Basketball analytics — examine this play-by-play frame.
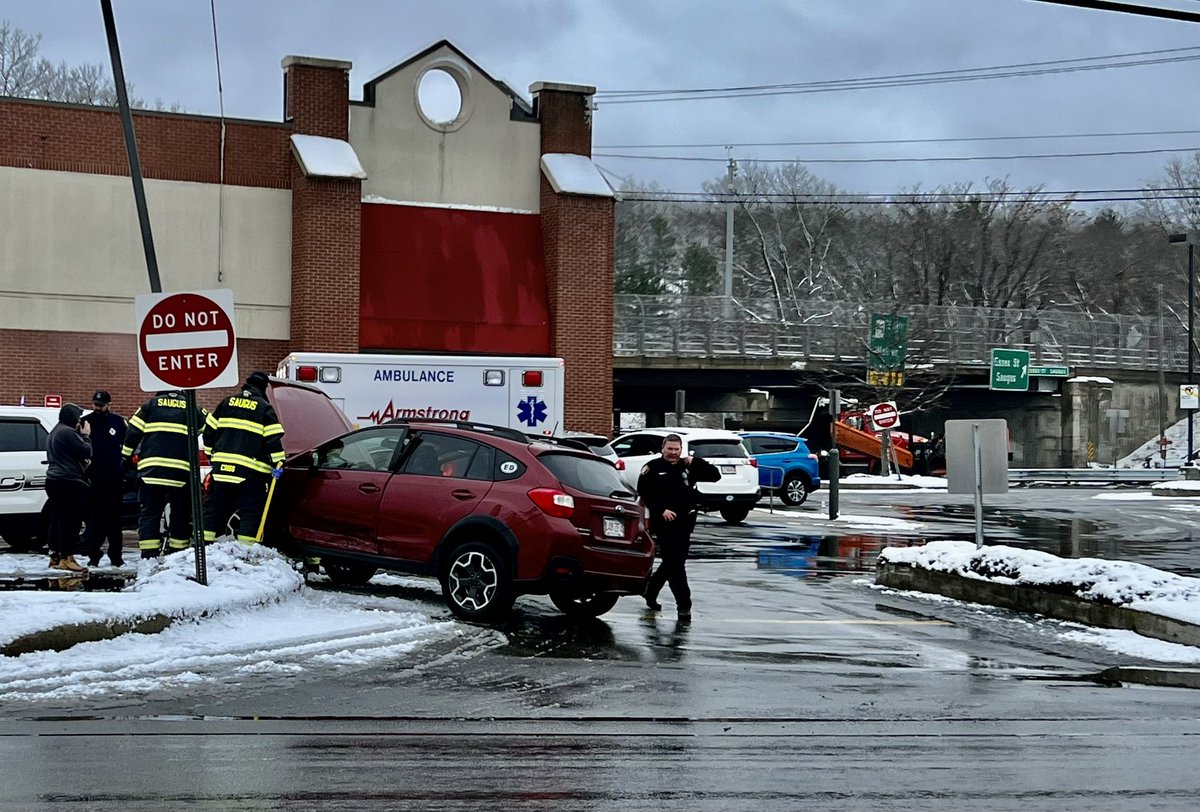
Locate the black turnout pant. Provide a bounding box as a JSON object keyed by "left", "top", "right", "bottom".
{"left": 645, "top": 512, "right": 697, "bottom": 611}
{"left": 203, "top": 476, "right": 269, "bottom": 543}
{"left": 45, "top": 479, "right": 89, "bottom": 559}
{"left": 84, "top": 477, "right": 124, "bottom": 560}
{"left": 138, "top": 483, "right": 193, "bottom": 554}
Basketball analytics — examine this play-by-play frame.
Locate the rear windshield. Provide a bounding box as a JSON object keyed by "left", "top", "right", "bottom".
{"left": 539, "top": 452, "right": 635, "bottom": 499}
{"left": 689, "top": 440, "right": 748, "bottom": 459}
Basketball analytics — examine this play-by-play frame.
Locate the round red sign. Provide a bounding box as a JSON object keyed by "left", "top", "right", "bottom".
{"left": 138, "top": 293, "right": 235, "bottom": 389}
{"left": 871, "top": 402, "right": 899, "bottom": 429}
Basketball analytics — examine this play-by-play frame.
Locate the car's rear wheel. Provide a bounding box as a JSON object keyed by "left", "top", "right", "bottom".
{"left": 780, "top": 473, "right": 810, "bottom": 506}
{"left": 441, "top": 541, "right": 514, "bottom": 623}
{"left": 0, "top": 530, "right": 43, "bottom": 553}
{"left": 719, "top": 505, "right": 750, "bottom": 524}
{"left": 322, "top": 560, "right": 377, "bottom": 586}
{"left": 549, "top": 591, "right": 620, "bottom": 618}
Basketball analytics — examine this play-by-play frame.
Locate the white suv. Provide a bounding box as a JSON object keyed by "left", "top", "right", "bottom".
{"left": 0, "top": 406, "right": 59, "bottom": 552}
{"left": 610, "top": 428, "right": 760, "bottom": 524}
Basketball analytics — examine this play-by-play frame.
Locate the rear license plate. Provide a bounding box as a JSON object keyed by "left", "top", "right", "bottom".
{"left": 720, "top": 464, "right": 736, "bottom": 474}
{"left": 603, "top": 516, "right": 624, "bottom": 538}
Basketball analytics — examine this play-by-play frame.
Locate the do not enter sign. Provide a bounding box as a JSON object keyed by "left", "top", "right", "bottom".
{"left": 870, "top": 401, "right": 900, "bottom": 431}
{"left": 136, "top": 289, "right": 239, "bottom": 391}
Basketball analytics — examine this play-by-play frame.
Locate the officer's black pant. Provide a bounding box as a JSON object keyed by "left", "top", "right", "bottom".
{"left": 45, "top": 479, "right": 88, "bottom": 559}
{"left": 645, "top": 513, "right": 697, "bottom": 611}
{"left": 138, "top": 483, "right": 192, "bottom": 555}
{"left": 203, "top": 476, "right": 269, "bottom": 544}
{"left": 83, "top": 477, "right": 124, "bottom": 561}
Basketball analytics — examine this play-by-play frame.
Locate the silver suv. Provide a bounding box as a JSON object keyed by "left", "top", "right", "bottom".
{"left": 0, "top": 406, "right": 59, "bottom": 552}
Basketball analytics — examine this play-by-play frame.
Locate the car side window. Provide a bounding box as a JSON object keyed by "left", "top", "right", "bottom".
{"left": 744, "top": 437, "right": 763, "bottom": 455}
{"left": 318, "top": 428, "right": 402, "bottom": 473}
{"left": 610, "top": 436, "right": 638, "bottom": 457}
{"left": 761, "top": 439, "right": 799, "bottom": 454}
{"left": 494, "top": 450, "right": 526, "bottom": 481}
{"left": 402, "top": 433, "right": 483, "bottom": 479}
{"left": 0, "top": 418, "right": 48, "bottom": 453}
{"left": 632, "top": 435, "right": 662, "bottom": 456}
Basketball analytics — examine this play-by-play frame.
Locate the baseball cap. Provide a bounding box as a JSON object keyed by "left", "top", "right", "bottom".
{"left": 91, "top": 390, "right": 112, "bottom": 404}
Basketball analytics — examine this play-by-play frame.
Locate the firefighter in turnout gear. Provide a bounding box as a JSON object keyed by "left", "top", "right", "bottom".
{"left": 202, "top": 371, "right": 285, "bottom": 545}
{"left": 121, "top": 390, "right": 207, "bottom": 558}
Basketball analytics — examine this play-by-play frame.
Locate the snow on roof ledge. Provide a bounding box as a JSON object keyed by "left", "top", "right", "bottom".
{"left": 540, "top": 153, "right": 614, "bottom": 198}
{"left": 290, "top": 134, "right": 367, "bottom": 180}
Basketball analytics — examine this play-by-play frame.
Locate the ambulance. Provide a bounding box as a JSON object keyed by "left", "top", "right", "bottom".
{"left": 275, "top": 353, "right": 565, "bottom": 436}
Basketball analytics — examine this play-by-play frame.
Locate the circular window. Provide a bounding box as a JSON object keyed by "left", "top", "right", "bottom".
{"left": 417, "top": 68, "right": 463, "bottom": 126}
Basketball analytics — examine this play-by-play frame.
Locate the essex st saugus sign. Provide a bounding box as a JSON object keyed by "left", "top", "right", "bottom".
{"left": 135, "top": 289, "right": 239, "bottom": 392}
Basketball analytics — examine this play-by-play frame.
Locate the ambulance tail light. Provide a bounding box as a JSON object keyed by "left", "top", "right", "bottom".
{"left": 484, "top": 370, "right": 504, "bottom": 386}
{"left": 522, "top": 370, "right": 543, "bottom": 387}
{"left": 297, "top": 365, "right": 318, "bottom": 382}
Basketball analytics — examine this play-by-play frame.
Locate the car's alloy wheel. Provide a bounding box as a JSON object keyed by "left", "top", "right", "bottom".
{"left": 781, "top": 474, "right": 809, "bottom": 506}
{"left": 549, "top": 590, "right": 620, "bottom": 618}
{"left": 322, "top": 560, "right": 377, "bottom": 586}
{"left": 442, "top": 541, "right": 514, "bottom": 622}
{"left": 719, "top": 505, "right": 750, "bottom": 524}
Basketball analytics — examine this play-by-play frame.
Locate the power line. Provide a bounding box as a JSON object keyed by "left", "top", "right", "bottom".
{"left": 1028, "top": 0, "right": 1200, "bottom": 23}
{"left": 595, "top": 128, "right": 1200, "bottom": 150}
{"left": 595, "top": 47, "right": 1200, "bottom": 104}
{"left": 620, "top": 192, "right": 1198, "bottom": 206}
{"left": 623, "top": 186, "right": 1199, "bottom": 200}
{"left": 594, "top": 146, "right": 1200, "bottom": 165}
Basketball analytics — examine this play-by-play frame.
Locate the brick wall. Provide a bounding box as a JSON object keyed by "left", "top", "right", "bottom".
{"left": 283, "top": 60, "right": 350, "bottom": 140}
{"left": 0, "top": 328, "right": 290, "bottom": 414}
{"left": 0, "top": 96, "right": 290, "bottom": 188}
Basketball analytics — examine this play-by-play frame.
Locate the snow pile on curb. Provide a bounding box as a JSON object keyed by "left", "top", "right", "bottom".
{"left": 0, "top": 543, "right": 303, "bottom": 649}
{"left": 1151, "top": 479, "right": 1200, "bottom": 494}
{"left": 879, "top": 541, "right": 1200, "bottom": 626}
{"left": 842, "top": 473, "right": 947, "bottom": 489}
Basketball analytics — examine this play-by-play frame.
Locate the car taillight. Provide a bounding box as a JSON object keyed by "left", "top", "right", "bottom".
{"left": 528, "top": 487, "right": 575, "bottom": 518}
{"left": 748, "top": 458, "right": 758, "bottom": 468}
{"left": 614, "top": 459, "right": 625, "bottom": 471}
{"left": 808, "top": 453, "right": 819, "bottom": 461}
{"left": 297, "top": 365, "right": 318, "bottom": 382}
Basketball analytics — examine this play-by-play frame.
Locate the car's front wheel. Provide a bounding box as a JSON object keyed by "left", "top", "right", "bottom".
{"left": 780, "top": 473, "right": 810, "bottom": 506}
{"left": 549, "top": 590, "right": 620, "bottom": 618}
{"left": 719, "top": 505, "right": 750, "bottom": 524}
{"left": 441, "top": 541, "right": 514, "bottom": 622}
{"left": 322, "top": 560, "right": 377, "bottom": 586}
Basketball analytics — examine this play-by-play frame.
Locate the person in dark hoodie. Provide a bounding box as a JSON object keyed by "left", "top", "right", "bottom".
{"left": 45, "top": 403, "right": 92, "bottom": 572}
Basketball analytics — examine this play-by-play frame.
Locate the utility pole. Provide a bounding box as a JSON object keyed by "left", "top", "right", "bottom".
{"left": 723, "top": 152, "right": 737, "bottom": 319}
{"left": 1158, "top": 283, "right": 1167, "bottom": 464}
{"left": 1190, "top": 241, "right": 1195, "bottom": 465}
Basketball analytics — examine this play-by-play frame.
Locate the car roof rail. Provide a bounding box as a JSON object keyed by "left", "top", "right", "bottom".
{"left": 384, "top": 418, "right": 531, "bottom": 443}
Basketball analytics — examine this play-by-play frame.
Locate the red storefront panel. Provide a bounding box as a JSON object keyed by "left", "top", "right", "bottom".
{"left": 359, "top": 202, "right": 550, "bottom": 354}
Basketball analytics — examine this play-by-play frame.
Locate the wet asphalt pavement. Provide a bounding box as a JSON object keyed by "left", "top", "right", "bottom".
{"left": 2, "top": 487, "right": 1200, "bottom": 810}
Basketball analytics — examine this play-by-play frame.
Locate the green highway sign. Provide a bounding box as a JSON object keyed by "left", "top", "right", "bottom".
{"left": 990, "top": 348, "right": 1030, "bottom": 391}
{"left": 867, "top": 313, "right": 909, "bottom": 387}
{"left": 1028, "top": 364, "right": 1070, "bottom": 377}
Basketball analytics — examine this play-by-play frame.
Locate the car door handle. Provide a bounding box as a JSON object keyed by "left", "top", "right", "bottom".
{"left": 451, "top": 489, "right": 475, "bottom": 501}
{"left": 358, "top": 483, "right": 380, "bottom": 494}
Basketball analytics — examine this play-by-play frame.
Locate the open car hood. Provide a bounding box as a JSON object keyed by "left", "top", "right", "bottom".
{"left": 265, "top": 377, "right": 354, "bottom": 457}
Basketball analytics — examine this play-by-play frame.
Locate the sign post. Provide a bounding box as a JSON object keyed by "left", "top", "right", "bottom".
{"left": 136, "top": 289, "right": 239, "bottom": 585}
{"left": 867, "top": 314, "right": 909, "bottom": 387}
{"left": 945, "top": 419, "right": 1009, "bottom": 549}
{"left": 990, "top": 348, "right": 1030, "bottom": 391}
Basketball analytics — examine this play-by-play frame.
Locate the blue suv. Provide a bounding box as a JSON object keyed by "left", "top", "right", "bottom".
{"left": 739, "top": 432, "right": 821, "bottom": 506}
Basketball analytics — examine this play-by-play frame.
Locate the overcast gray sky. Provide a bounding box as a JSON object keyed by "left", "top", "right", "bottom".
{"left": 4, "top": 0, "right": 1200, "bottom": 198}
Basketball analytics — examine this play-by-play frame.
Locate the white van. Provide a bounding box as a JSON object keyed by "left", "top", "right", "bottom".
{"left": 276, "top": 353, "right": 565, "bottom": 436}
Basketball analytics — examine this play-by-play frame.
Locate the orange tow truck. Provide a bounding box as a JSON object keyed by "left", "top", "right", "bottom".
{"left": 833, "top": 410, "right": 925, "bottom": 473}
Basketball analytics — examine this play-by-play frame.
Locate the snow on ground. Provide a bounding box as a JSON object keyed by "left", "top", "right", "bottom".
{"left": 842, "top": 473, "right": 948, "bottom": 489}
{"left": 880, "top": 540, "right": 1200, "bottom": 626}
{"left": 1118, "top": 414, "right": 1198, "bottom": 468}
{"left": 755, "top": 507, "right": 927, "bottom": 533}
{"left": 1059, "top": 627, "right": 1200, "bottom": 663}
{"left": 0, "top": 589, "right": 496, "bottom": 705}
{"left": 0, "top": 543, "right": 302, "bottom": 649}
{"left": 1151, "top": 479, "right": 1200, "bottom": 494}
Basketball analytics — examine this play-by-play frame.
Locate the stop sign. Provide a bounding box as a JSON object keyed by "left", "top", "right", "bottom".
{"left": 135, "top": 289, "right": 239, "bottom": 391}
{"left": 870, "top": 401, "right": 900, "bottom": 430}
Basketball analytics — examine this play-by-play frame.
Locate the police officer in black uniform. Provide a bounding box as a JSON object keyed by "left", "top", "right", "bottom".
{"left": 82, "top": 390, "right": 127, "bottom": 566}
{"left": 122, "top": 390, "right": 206, "bottom": 558}
{"left": 202, "top": 371, "right": 285, "bottom": 545}
{"left": 636, "top": 433, "right": 721, "bottom": 618}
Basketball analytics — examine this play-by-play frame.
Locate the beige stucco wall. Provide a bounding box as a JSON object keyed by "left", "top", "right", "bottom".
{"left": 0, "top": 167, "right": 291, "bottom": 339}
{"left": 350, "top": 45, "right": 541, "bottom": 212}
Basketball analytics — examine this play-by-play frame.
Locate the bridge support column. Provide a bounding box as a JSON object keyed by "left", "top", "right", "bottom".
{"left": 1061, "top": 377, "right": 1113, "bottom": 467}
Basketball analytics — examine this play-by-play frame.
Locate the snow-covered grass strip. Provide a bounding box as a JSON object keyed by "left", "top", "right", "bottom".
{"left": 0, "top": 542, "right": 303, "bottom": 649}
{"left": 879, "top": 540, "right": 1200, "bottom": 626}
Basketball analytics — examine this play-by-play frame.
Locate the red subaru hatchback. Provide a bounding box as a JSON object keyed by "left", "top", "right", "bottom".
{"left": 277, "top": 420, "right": 654, "bottom": 621}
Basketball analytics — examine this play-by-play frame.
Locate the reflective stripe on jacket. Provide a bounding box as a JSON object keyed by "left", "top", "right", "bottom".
{"left": 203, "top": 390, "right": 285, "bottom": 484}
{"left": 121, "top": 392, "right": 205, "bottom": 487}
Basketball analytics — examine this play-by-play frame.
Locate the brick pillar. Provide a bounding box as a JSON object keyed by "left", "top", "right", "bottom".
{"left": 533, "top": 82, "right": 614, "bottom": 436}
{"left": 283, "top": 56, "right": 360, "bottom": 351}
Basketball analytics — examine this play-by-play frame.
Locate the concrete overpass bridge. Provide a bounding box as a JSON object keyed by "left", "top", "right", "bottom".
{"left": 611, "top": 296, "right": 1190, "bottom": 468}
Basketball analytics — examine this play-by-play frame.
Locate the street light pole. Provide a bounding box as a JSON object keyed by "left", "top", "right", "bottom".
{"left": 1170, "top": 233, "right": 1194, "bottom": 465}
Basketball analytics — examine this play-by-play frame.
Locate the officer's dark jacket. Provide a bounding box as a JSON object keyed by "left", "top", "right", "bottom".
{"left": 122, "top": 392, "right": 205, "bottom": 488}
{"left": 636, "top": 455, "right": 721, "bottom": 518}
{"left": 203, "top": 389, "right": 285, "bottom": 484}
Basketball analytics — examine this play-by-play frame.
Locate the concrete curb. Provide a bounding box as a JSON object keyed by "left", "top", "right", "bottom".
{"left": 1098, "top": 667, "right": 1200, "bottom": 689}
{"left": 837, "top": 482, "right": 921, "bottom": 490}
{"left": 876, "top": 561, "right": 1200, "bottom": 649}
{"left": 1, "top": 614, "right": 174, "bottom": 657}
{"left": 1150, "top": 487, "right": 1200, "bottom": 498}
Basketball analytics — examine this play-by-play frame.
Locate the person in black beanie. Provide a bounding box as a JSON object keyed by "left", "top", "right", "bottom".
{"left": 45, "top": 403, "right": 92, "bottom": 572}
{"left": 82, "top": 390, "right": 127, "bottom": 566}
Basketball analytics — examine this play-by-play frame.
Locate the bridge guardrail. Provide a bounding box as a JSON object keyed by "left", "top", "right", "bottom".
{"left": 1008, "top": 468, "right": 1179, "bottom": 484}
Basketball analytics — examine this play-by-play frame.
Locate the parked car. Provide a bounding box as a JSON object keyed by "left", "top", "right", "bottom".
{"left": 607, "top": 428, "right": 760, "bottom": 524}
{"left": 739, "top": 431, "right": 822, "bottom": 506}
{"left": 272, "top": 418, "right": 654, "bottom": 622}
{"left": 0, "top": 405, "right": 58, "bottom": 552}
